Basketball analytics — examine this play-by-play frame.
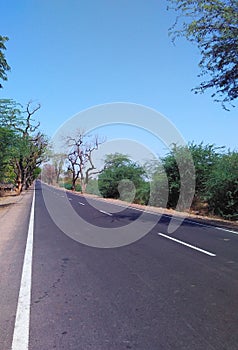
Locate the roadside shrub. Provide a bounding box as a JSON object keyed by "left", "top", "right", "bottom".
{"left": 149, "top": 171, "right": 168, "bottom": 208}
{"left": 60, "top": 182, "right": 82, "bottom": 192}
{"left": 86, "top": 179, "right": 101, "bottom": 196}
{"left": 161, "top": 143, "right": 221, "bottom": 211}
{"left": 161, "top": 145, "right": 196, "bottom": 210}
{"left": 135, "top": 181, "right": 150, "bottom": 205}
{"left": 98, "top": 153, "right": 148, "bottom": 204}
{"left": 206, "top": 151, "right": 238, "bottom": 220}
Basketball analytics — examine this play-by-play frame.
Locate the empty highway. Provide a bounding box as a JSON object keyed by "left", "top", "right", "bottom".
{"left": 1, "top": 181, "right": 238, "bottom": 350}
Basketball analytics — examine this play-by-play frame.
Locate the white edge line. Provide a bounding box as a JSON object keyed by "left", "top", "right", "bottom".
{"left": 101, "top": 202, "right": 238, "bottom": 235}
{"left": 85, "top": 198, "right": 237, "bottom": 234}
{"left": 99, "top": 210, "right": 113, "bottom": 216}
{"left": 182, "top": 218, "right": 238, "bottom": 234}
{"left": 11, "top": 186, "right": 35, "bottom": 350}
{"left": 214, "top": 227, "right": 238, "bottom": 235}
{"left": 158, "top": 233, "right": 216, "bottom": 257}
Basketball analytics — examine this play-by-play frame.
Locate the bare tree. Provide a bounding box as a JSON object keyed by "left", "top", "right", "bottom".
{"left": 65, "top": 130, "right": 104, "bottom": 192}
{"left": 51, "top": 153, "right": 66, "bottom": 184}
{"left": 41, "top": 164, "right": 56, "bottom": 185}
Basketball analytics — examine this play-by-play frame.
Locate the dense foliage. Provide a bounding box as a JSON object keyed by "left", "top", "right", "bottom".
{"left": 98, "top": 153, "right": 148, "bottom": 204}
{"left": 158, "top": 144, "right": 196, "bottom": 210}
{"left": 0, "top": 126, "right": 16, "bottom": 182}
{"left": 0, "top": 35, "right": 10, "bottom": 88}
{"left": 0, "top": 100, "right": 48, "bottom": 192}
{"left": 157, "top": 143, "right": 217, "bottom": 208}
{"left": 85, "top": 179, "right": 101, "bottom": 196}
{"left": 168, "top": 0, "right": 238, "bottom": 108}
{"left": 158, "top": 143, "right": 237, "bottom": 220}
{"left": 98, "top": 147, "right": 238, "bottom": 220}
{"left": 206, "top": 151, "right": 238, "bottom": 219}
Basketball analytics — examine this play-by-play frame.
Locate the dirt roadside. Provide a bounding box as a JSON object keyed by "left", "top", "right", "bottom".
{"left": 0, "top": 190, "right": 34, "bottom": 250}
{"left": 0, "top": 189, "right": 34, "bottom": 350}
{"left": 0, "top": 192, "right": 26, "bottom": 219}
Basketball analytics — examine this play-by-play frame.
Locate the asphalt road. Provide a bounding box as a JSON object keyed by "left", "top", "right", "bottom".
{"left": 1, "top": 181, "right": 238, "bottom": 350}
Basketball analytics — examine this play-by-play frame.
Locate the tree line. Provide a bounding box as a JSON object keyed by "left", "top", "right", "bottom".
{"left": 97, "top": 144, "right": 238, "bottom": 221}
{"left": 42, "top": 133, "right": 238, "bottom": 221}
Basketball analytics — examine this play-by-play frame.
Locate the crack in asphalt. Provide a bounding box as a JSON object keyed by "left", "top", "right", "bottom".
{"left": 33, "top": 258, "right": 70, "bottom": 304}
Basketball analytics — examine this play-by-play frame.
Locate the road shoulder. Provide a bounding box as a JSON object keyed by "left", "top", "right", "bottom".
{"left": 0, "top": 188, "right": 33, "bottom": 350}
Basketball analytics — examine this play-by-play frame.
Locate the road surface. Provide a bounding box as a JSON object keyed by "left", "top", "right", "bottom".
{"left": 0, "top": 181, "right": 238, "bottom": 350}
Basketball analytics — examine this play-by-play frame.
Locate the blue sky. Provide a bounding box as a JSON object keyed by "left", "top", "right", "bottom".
{"left": 1, "top": 0, "right": 237, "bottom": 158}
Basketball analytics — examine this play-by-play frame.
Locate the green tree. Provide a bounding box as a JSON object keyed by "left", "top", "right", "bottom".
{"left": 161, "top": 143, "right": 220, "bottom": 209}
{"left": 98, "top": 153, "right": 148, "bottom": 203}
{"left": 86, "top": 179, "right": 101, "bottom": 196}
{"left": 23, "top": 132, "right": 48, "bottom": 189}
{"left": 206, "top": 151, "right": 238, "bottom": 220}
{"left": 0, "top": 35, "right": 10, "bottom": 88}
{"left": 0, "top": 100, "right": 48, "bottom": 192}
{"left": 0, "top": 99, "right": 22, "bottom": 125}
{"left": 148, "top": 162, "right": 169, "bottom": 208}
{"left": 161, "top": 145, "right": 196, "bottom": 210}
{"left": 161, "top": 150, "right": 181, "bottom": 209}
{"left": 188, "top": 142, "right": 223, "bottom": 201}
{"left": 0, "top": 99, "right": 21, "bottom": 183}
{"left": 135, "top": 181, "right": 150, "bottom": 205}
{"left": 168, "top": 0, "right": 238, "bottom": 108}
{"left": 0, "top": 126, "right": 15, "bottom": 182}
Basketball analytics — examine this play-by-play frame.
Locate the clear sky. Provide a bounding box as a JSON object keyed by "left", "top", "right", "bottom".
{"left": 1, "top": 0, "right": 237, "bottom": 159}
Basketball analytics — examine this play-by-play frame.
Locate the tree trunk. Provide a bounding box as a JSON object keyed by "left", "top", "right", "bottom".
{"left": 71, "top": 177, "right": 76, "bottom": 191}
{"left": 81, "top": 180, "right": 86, "bottom": 193}
{"left": 80, "top": 171, "right": 86, "bottom": 193}
{"left": 15, "top": 160, "right": 24, "bottom": 194}
{"left": 56, "top": 172, "right": 60, "bottom": 184}
{"left": 16, "top": 176, "right": 23, "bottom": 194}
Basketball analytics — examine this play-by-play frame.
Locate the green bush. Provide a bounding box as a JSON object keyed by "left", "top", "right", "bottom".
{"left": 149, "top": 170, "right": 168, "bottom": 208}
{"left": 98, "top": 153, "right": 148, "bottom": 204}
{"left": 60, "top": 182, "right": 82, "bottom": 192}
{"left": 161, "top": 144, "right": 196, "bottom": 210}
{"left": 206, "top": 152, "right": 238, "bottom": 220}
{"left": 160, "top": 143, "right": 221, "bottom": 210}
{"left": 86, "top": 179, "right": 102, "bottom": 196}
{"left": 135, "top": 181, "right": 150, "bottom": 205}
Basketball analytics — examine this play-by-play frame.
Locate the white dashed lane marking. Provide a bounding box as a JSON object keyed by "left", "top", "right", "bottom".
{"left": 158, "top": 233, "right": 216, "bottom": 257}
